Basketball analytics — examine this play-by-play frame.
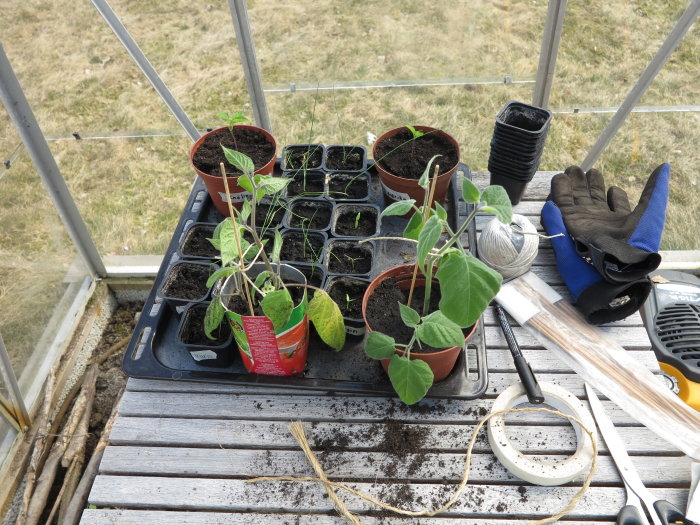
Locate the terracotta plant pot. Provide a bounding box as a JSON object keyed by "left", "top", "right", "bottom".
{"left": 361, "top": 264, "right": 477, "bottom": 382}
{"left": 372, "top": 125, "right": 460, "bottom": 208}
{"left": 190, "top": 125, "right": 277, "bottom": 216}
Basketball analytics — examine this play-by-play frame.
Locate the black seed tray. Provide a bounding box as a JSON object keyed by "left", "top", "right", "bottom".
{"left": 122, "top": 158, "right": 489, "bottom": 400}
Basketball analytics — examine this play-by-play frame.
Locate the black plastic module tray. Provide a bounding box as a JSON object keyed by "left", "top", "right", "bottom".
{"left": 122, "top": 159, "right": 489, "bottom": 400}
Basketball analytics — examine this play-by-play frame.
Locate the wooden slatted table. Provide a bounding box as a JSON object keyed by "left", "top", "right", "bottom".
{"left": 79, "top": 172, "right": 694, "bottom": 525}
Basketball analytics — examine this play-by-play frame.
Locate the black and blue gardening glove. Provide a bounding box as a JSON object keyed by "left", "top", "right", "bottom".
{"left": 550, "top": 164, "right": 669, "bottom": 283}
{"left": 541, "top": 200, "right": 651, "bottom": 325}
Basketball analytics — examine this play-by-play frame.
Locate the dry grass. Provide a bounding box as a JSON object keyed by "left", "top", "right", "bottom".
{"left": 0, "top": 1, "right": 698, "bottom": 369}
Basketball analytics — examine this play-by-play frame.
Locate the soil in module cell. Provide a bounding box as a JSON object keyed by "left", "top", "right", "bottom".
{"left": 161, "top": 262, "right": 213, "bottom": 300}
{"left": 192, "top": 127, "right": 275, "bottom": 176}
{"left": 280, "top": 231, "right": 325, "bottom": 264}
{"left": 328, "top": 173, "right": 369, "bottom": 200}
{"left": 286, "top": 171, "right": 326, "bottom": 198}
{"left": 255, "top": 200, "right": 287, "bottom": 229}
{"left": 181, "top": 224, "right": 217, "bottom": 258}
{"left": 374, "top": 128, "right": 459, "bottom": 180}
{"left": 283, "top": 145, "right": 323, "bottom": 170}
{"left": 327, "top": 243, "right": 372, "bottom": 275}
{"left": 327, "top": 277, "right": 368, "bottom": 319}
{"left": 325, "top": 146, "right": 365, "bottom": 171}
{"left": 293, "top": 264, "right": 326, "bottom": 299}
{"left": 333, "top": 206, "right": 378, "bottom": 237}
{"left": 288, "top": 200, "right": 332, "bottom": 230}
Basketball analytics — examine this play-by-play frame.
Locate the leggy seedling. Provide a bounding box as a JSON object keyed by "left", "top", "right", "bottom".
{"left": 364, "top": 156, "right": 512, "bottom": 404}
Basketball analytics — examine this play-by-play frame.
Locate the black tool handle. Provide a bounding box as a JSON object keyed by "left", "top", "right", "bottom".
{"left": 617, "top": 504, "right": 645, "bottom": 525}
{"left": 653, "top": 499, "right": 695, "bottom": 525}
{"left": 494, "top": 304, "right": 545, "bottom": 404}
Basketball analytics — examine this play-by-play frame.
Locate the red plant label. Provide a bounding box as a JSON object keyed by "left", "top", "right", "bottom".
{"left": 241, "top": 316, "right": 287, "bottom": 375}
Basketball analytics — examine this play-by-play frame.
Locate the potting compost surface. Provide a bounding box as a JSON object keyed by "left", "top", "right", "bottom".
{"left": 122, "top": 159, "right": 488, "bottom": 399}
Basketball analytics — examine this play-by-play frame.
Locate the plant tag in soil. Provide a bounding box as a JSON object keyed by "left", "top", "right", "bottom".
{"left": 380, "top": 180, "right": 411, "bottom": 202}
{"left": 190, "top": 350, "right": 218, "bottom": 362}
{"left": 218, "top": 191, "right": 252, "bottom": 203}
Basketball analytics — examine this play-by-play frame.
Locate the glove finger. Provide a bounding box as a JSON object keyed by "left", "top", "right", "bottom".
{"left": 551, "top": 171, "right": 575, "bottom": 208}
{"left": 564, "top": 165, "right": 592, "bottom": 205}
{"left": 585, "top": 168, "right": 607, "bottom": 204}
{"left": 628, "top": 163, "right": 670, "bottom": 253}
{"left": 607, "top": 186, "right": 631, "bottom": 214}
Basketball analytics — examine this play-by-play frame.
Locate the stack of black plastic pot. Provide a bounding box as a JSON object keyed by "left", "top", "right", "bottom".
{"left": 488, "top": 100, "right": 552, "bottom": 204}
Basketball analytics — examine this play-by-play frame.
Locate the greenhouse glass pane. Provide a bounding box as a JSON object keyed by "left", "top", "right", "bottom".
{"left": 249, "top": 1, "right": 546, "bottom": 91}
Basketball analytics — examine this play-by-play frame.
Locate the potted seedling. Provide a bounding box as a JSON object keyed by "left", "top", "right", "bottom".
{"left": 190, "top": 111, "right": 277, "bottom": 216}
{"left": 324, "top": 145, "right": 368, "bottom": 172}
{"left": 362, "top": 156, "right": 512, "bottom": 404}
{"left": 281, "top": 144, "right": 325, "bottom": 171}
{"left": 372, "top": 125, "right": 460, "bottom": 208}
{"left": 331, "top": 204, "right": 380, "bottom": 238}
{"left": 203, "top": 151, "right": 345, "bottom": 376}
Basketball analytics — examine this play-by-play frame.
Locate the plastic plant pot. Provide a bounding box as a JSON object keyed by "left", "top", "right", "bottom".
{"left": 284, "top": 199, "right": 334, "bottom": 232}
{"left": 177, "top": 222, "right": 218, "bottom": 261}
{"left": 284, "top": 170, "right": 326, "bottom": 199}
{"left": 331, "top": 204, "right": 380, "bottom": 239}
{"left": 326, "top": 240, "right": 375, "bottom": 277}
{"left": 327, "top": 172, "right": 371, "bottom": 202}
{"left": 159, "top": 260, "right": 218, "bottom": 315}
{"left": 255, "top": 197, "right": 288, "bottom": 232}
{"left": 281, "top": 144, "right": 325, "bottom": 171}
{"left": 495, "top": 101, "right": 552, "bottom": 136}
{"left": 177, "top": 302, "right": 233, "bottom": 367}
{"left": 323, "top": 145, "right": 368, "bottom": 173}
{"left": 280, "top": 230, "right": 327, "bottom": 265}
{"left": 189, "top": 125, "right": 277, "bottom": 216}
{"left": 325, "top": 276, "right": 370, "bottom": 337}
{"left": 488, "top": 171, "right": 530, "bottom": 205}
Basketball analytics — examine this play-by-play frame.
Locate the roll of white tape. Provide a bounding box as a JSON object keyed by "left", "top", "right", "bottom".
{"left": 488, "top": 381, "right": 596, "bottom": 486}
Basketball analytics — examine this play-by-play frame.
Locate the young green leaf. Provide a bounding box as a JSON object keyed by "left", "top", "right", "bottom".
{"left": 417, "top": 215, "right": 442, "bottom": 268}
{"left": 207, "top": 237, "right": 221, "bottom": 250}
{"left": 218, "top": 220, "right": 250, "bottom": 266}
{"left": 436, "top": 252, "right": 502, "bottom": 327}
{"left": 406, "top": 125, "right": 424, "bottom": 139}
{"left": 380, "top": 199, "right": 416, "bottom": 218}
{"left": 260, "top": 288, "right": 293, "bottom": 332}
{"left": 204, "top": 297, "right": 226, "bottom": 339}
{"left": 364, "top": 331, "right": 397, "bottom": 359}
{"left": 480, "top": 185, "right": 513, "bottom": 224}
{"left": 398, "top": 302, "right": 420, "bottom": 328}
{"left": 239, "top": 199, "right": 252, "bottom": 224}
{"left": 221, "top": 145, "right": 255, "bottom": 175}
{"left": 434, "top": 202, "right": 448, "bottom": 221}
{"left": 254, "top": 270, "right": 272, "bottom": 290}
{"left": 308, "top": 289, "right": 346, "bottom": 351}
{"left": 387, "top": 356, "right": 434, "bottom": 405}
{"left": 257, "top": 175, "right": 291, "bottom": 197}
{"left": 418, "top": 154, "right": 442, "bottom": 189}
{"left": 237, "top": 174, "right": 254, "bottom": 195}
{"left": 461, "top": 177, "right": 481, "bottom": 204}
{"left": 403, "top": 212, "right": 424, "bottom": 240}
{"left": 416, "top": 311, "right": 465, "bottom": 348}
{"left": 206, "top": 266, "right": 238, "bottom": 288}
{"left": 271, "top": 229, "right": 283, "bottom": 263}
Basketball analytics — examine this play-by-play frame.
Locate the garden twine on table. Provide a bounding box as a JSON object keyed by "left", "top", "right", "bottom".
{"left": 246, "top": 406, "right": 598, "bottom": 525}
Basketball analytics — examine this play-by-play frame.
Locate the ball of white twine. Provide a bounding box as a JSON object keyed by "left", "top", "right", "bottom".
{"left": 478, "top": 214, "right": 539, "bottom": 280}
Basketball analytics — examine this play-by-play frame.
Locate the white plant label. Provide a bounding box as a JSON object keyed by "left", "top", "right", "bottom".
{"left": 219, "top": 191, "right": 252, "bottom": 203}
{"left": 380, "top": 181, "right": 410, "bottom": 202}
{"left": 345, "top": 325, "right": 365, "bottom": 337}
{"left": 190, "top": 350, "right": 218, "bottom": 362}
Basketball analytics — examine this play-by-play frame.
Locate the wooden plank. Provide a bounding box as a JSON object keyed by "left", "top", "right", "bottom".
{"left": 116, "top": 391, "right": 649, "bottom": 425}
{"left": 471, "top": 171, "right": 557, "bottom": 199}
{"left": 80, "top": 509, "right": 617, "bottom": 525}
{"left": 87, "top": 475, "right": 689, "bottom": 517}
{"left": 99, "top": 446, "right": 692, "bottom": 486}
{"left": 109, "top": 418, "right": 677, "bottom": 455}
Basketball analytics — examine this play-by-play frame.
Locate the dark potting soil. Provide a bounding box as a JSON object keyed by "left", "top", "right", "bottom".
{"left": 286, "top": 171, "right": 325, "bottom": 197}
{"left": 242, "top": 229, "right": 274, "bottom": 255}
{"left": 280, "top": 232, "right": 325, "bottom": 263}
{"left": 288, "top": 201, "right": 332, "bottom": 230}
{"left": 327, "top": 277, "right": 368, "bottom": 319}
{"left": 327, "top": 243, "right": 372, "bottom": 274}
{"left": 284, "top": 145, "right": 323, "bottom": 170}
{"left": 325, "top": 146, "right": 365, "bottom": 171}
{"left": 181, "top": 304, "right": 231, "bottom": 345}
{"left": 374, "top": 128, "right": 459, "bottom": 180}
{"left": 181, "top": 224, "right": 217, "bottom": 258}
{"left": 161, "top": 263, "right": 212, "bottom": 300}
{"left": 365, "top": 277, "right": 470, "bottom": 353}
{"left": 192, "top": 127, "right": 275, "bottom": 177}
{"left": 328, "top": 173, "right": 369, "bottom": 200}
{"left": 334, "top": 206, "right": 377, "bottom": 237}
{"left": 255, "top": 201, "right": 287, "bottom": 228}
{"left": 294, "top": 265, "right": 325, "bottom": 298}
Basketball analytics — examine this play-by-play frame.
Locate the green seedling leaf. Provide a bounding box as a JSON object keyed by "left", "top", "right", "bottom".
{"left": 308, "top": 289, "right": 346, "bottom": 351}
{"left": 218, "top": 220, "right": 250, "bottom": 266}
{"left": 364, "top": 331, "right": 397, "bottom": 359}
{"left": 398, "top": 302, "right": 420, "bottom": 328}
{"left": 406, "top": 125, "right": 424, "bottom": 139}
{"left": 217, "top": 110, "right": 249, "bottom": 128}
{"left": 204, "top": 297, "right": 226, "bottom": 339}
{"left": 461, "top": 177, "right": 481, "bottom": 204}
{"left": 418, "top": 154, "right": 442, "bottom": 189}
{"left": 260, "top": 289, "right": 293, "bottom": 332}
{"left": 436, "top": 252, "right": 502, "bottom": 327}
{"left": 434, "top": 202, "right": 448, "bottom": 221}
{"left": 221, "top": 145, "right": 255, "bottom": 175}
{"left": 257, "top": 175, "right": 291, "bottom": 197}
{"left": 206, "top": 266, "right": 238, "bottom": 288}
{"left": 387, "top": 356, "right": 434, "bottom": 405}
{"left": 417, "top": 215, "right": 442, "bottom": 268}
{"left": 239, "top": 199, "right": 252, "bottom": 224}
{"left": 272, "top": 230, "right": 283, "bottom": 264}
{"left": 208, "top": 237, "right": 221, "bottom": 250}
{"left": 416, "top": 311, "right": 465, "bottom": 348}
{"left": 238, "top": 174, "right": 254, "bottom": 195}
{"left": 403, "top": 212, "right": 424, "bottom": 240}
{"left": 380, "top": 199, "right": 416, "bottom": 218}
{"left": 254, "top": 270, "right": 272, "bottom": 290}
{"left": 480, "top": 185, "right": 513, "bottom": 224}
